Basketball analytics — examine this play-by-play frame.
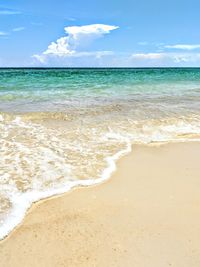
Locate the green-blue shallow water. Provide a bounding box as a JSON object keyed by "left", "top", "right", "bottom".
{"left": 0, "top": 68, "right": 200, "bottom": 115}
{"left": 0, "top": 68, "right": 200, "bottom": 240}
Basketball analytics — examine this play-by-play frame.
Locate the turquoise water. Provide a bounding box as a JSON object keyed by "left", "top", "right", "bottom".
{"left": 0, "top": 68, "right": 200, "bottom": 115}
{"left": 1, "top": 68, "right": 200, "bottom": 240}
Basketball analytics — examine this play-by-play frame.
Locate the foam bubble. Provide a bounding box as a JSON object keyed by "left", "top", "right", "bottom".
{"left": 0, "top": 113, "right": 200, "bottom": 240}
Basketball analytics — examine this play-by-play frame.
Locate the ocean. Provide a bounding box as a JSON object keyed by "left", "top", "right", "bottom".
{"left": 1, "top": 68, "right": 200, "bottom": 240}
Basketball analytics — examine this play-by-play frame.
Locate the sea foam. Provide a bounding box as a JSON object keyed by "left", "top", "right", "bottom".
{"left": 1, "top": 113, "right": 200, "bottom": 240}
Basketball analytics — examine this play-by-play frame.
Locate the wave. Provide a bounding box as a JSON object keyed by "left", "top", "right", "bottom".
{"left": 0, "top": 112, "right": 200, "bottom": 240}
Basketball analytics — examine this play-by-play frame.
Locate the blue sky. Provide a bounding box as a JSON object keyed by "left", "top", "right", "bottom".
{"left": 0, "top": 0, "right": 200, "bottom": 67}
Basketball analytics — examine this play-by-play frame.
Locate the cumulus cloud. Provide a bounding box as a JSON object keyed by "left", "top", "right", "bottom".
{"left": 165, "top": 44, "right": 200, "bottom": 50}
{"left": 33, "top": 24, "right": 118, "bottom": 64}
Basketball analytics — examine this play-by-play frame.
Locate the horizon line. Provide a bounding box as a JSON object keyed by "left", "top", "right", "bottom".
{"left": 0, "top": 67, "right": 200, "bottom": 69}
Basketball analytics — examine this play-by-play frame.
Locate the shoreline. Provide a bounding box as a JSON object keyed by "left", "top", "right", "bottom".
{"left": 0, "top": 139, "right": 199, "bottom": 243}
{"left": 0, "top": 137, "right": 131, "bottom": 242}
{"left": 0, "top": 140, "right": 196, "bottom": 243}
{"left": 1, "top": 142, "right": 200, "bottom": 266}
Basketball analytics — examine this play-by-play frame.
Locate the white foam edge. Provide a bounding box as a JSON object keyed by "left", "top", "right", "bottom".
{"left": 0, "top": 139, "right": 132, "bottom": 241}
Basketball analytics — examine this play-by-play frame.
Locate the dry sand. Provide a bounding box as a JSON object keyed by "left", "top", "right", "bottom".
{"left": 0, "top": 142, "right": 200, "bottom": 267}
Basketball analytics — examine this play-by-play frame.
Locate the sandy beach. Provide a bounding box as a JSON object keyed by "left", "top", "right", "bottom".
{"left": 0, "top": 142, "right": 200, "bottom": 267}
{"left": 1, "top": 1, "right": 200, "bottom": 266}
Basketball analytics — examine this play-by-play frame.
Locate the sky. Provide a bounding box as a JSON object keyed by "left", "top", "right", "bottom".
{"left": 0, "top": 0, "right": 200, "bottom": 67}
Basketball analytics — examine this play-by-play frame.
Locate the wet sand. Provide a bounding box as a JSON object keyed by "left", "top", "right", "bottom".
{"left": 1, "top": 142, "right": 200, "bottom": 267}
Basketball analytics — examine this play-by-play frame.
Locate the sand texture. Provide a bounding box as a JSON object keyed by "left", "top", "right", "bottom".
{"left": 0, "top": 142, "right": 200, "bottom": 267}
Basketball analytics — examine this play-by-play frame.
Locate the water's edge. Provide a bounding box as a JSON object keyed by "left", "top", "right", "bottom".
{"left": 0, "top": 139, "right": 132, "bottom": 241}
{"left": 1, "top": 140, "right": 200, "bottom": 243}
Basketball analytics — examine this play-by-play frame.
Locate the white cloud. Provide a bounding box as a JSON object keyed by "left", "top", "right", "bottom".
{"left": 33, "top": 50, "right": 114, "bottom": 64}
{"left": 138, "top": 42, "right": 148, "bottom": 46}
{"left": 132, "top": 53, "right": 166, "bottom": 60}
{"left": 129, "top": 52, "right": 200, "bottom": 67}
{"left": 33, "top": 24, "right": 119, "bottom": 63}
{"left": 165, "top": 44, "right": 200, "bottom": 50}
{"left": 0, "top": 31, "right": 8, "bottom": 36}
{"left": 131, "top": 52, "right": 196, "bottom": 63}
{"left": 66, "top": 17, "right": 76, "bottom": 22}
{"left": 12, "top": 27, "right": 25, "bottom": 32}
{"left": 0, "top": 9, "right": 21, "bottom": 15}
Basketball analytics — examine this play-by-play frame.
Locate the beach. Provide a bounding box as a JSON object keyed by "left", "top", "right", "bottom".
{"left": 1, "top": 142, "right": 200, "bottom": 267}
{"left": 1, "top": 0, "right": 200, "bottom": 264}
{"left": 1, "top": 68, "right": 200, "bottom": 266}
